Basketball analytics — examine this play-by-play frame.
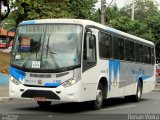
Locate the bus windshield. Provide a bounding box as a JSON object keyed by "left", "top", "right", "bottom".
{"left": 11, "top": 24, "right": 83, "bottom": 71}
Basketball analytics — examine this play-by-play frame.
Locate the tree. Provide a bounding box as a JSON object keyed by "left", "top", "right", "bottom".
{"left": 12, "top": 0, "right": 96, "bottom": 26}
{"left": 120, "top": 0, "right": 159, "bottom": 21}
{"left": 68, "top": 0, "right": 96, "bottom": 19}
{"left": 2, "top": 12, "right": 16, "bottom": 29}
{"left": 109, "top": 16, "right": 152, "bottom": 38}
{"left": 108, "top": 0, "right": 160, "bottom": 58}
{"left": 12, "top": 0, "right": 73, "bottom": 26}
{"left": 146, "top": 15, "right": 160, "bottom": 58}
{"left": 104, "top": 5, "right": 121, "bottom": 25}
{"left": 0, "top": 0, "right": 13, "bottom": 22}
{"left": 90, "top": 9, "right": 101, "bottom": 23}
{"left": 89, "top": 5, "right": 121, "bottom": 24}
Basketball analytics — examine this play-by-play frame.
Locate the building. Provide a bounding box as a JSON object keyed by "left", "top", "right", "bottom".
{"left": 0, "top": 29, "right": 15, "bottom": 49}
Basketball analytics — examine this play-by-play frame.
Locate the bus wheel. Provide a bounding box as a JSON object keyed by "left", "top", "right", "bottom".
{"left": 93, "top": 83, "right": 103, "bottom": 110}
{"left": 132, "top": 81, "right": 142, "bottom": 102}
{"left": 37, "top": 101, "right": 52, "bottom": 107}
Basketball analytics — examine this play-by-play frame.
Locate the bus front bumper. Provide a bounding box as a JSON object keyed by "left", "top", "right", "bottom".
{"left": 9, "top": 80, "right": 82, "bottom": 102}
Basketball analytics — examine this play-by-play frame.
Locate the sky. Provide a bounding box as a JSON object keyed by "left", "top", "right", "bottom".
{"left": 95, "top": 0, "right": 160, "bottom": 9}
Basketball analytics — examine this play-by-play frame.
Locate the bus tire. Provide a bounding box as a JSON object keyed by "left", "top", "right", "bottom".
{"left": 92, "top": 83, "right": 103, "bottom": 110}
{"left": 37, "top": 101, "right": 52, "bottom": 107}
{"left": 132, "top": 80, "right": 142, "bottom": 102}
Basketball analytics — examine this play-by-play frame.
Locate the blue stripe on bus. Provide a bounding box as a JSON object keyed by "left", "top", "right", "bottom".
{"left": 44, "top": 83, "right": 61, "bottom": 87}
{"left": 109, "top": 60, "right": 120, "bottom": 91}
{"left": 20, "top": 20, "right": 36, "bottom": 25}
{"left": 142, "top": 76, "right": 152, "bottom": 80}
{"left": 136, "top": 75, "right": 152, "bottom": 81}
{"left": 10, "top": 67, "right": 26, "bottom": 80}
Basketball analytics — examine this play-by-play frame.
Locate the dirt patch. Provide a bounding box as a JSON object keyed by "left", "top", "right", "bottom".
{"left": 0, "top": 52, "right": 11, "bottom": 74}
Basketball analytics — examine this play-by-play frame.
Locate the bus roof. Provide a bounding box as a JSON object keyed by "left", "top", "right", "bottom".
{"left": 20, "top": 19, "right": 154, "bottom": 46}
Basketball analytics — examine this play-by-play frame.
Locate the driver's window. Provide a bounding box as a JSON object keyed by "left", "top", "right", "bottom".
{"left": 86, "top": 33, "right": 96, "bottom": 62}
{"left": 83, "top": 29, "right": 96, "bottom": 72}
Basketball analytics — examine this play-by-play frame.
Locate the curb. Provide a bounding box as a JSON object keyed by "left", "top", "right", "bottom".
{"left": 0, "top": 97, "right": 15, "bottom": 102}
{"left": 152, "top": 89, "right": 160, "bottom": 92}
{"left": 0, "top": 97, "right": 29, "bottom": 103}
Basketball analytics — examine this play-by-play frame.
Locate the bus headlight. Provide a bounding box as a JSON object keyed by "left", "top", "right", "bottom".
{"left": 61, "top": 78, "right": 77, "bottom": 88}
{"left": 10, "top": 76, "right": 21, "bottom": 85}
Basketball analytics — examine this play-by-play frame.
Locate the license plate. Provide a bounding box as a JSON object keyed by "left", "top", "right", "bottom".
{"left": 34, "top": 97, "right": 46, "bottom": 102}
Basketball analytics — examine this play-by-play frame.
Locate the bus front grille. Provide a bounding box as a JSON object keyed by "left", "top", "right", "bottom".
{"left": 30, "top": 74, "right": 51, "bottom": 78}
{"left": 21, "top": 90, "right": 60, "bottom": 100}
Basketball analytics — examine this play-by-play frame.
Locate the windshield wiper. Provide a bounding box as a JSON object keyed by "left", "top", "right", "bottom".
{"left": 21, "top": 34, "right": 42, "bottom": 69}
{"left": 21, "top": 33, "right": 59, "bottom": 69}
{"left": 45, "top": 34, "right": 59, "bottom": 68}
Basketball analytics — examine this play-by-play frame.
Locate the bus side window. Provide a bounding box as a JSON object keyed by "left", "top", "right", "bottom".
{"left": 125, "top": 40, "right": 135, "bottom": 61}
{"left": 148, "top": 47, "right": 151, "bottom": 64}
{"left": 113, "top": 36, "right": 119, "bottom": 59}
{"left": 151, "top": 48, "right": 155, "bottom": 64}
{"left": 130, "top": 41, "right": 135, "bottom": 61}
{"left": 118, "top": 38, "right": 124, "bottom": 60}
{"left": 135, "top": 43, "right": 143, "bottom": 63}
{"left": 144, "top": 46, "right": 151, "bottom": 64}
{"left": 125, "top": 40, "right": 130, "bottom": 61}
{"left": 99, "top": 31, "right": 112, "bottom": 59}
{"left": 113, "top": 35, "right": 124, "bottom": 60}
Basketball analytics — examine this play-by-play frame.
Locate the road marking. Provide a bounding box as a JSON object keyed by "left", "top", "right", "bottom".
{"left": 101, "top": 105, "right": 136, "bottom": 111}
{"left": 154, "top": 102, "right": 158, "bottom": 104}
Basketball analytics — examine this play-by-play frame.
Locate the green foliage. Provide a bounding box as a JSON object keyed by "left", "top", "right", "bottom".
{"left": 105, "top": 5, "right": 121, "bottom": 24}
{"left": 120, "top": 0, "right": 159, "bottom": 21}
{"left": 146, "top": 15, "right": 160, "bottom": 56}
{"left": 12, "top": 0, "right": 96, "bottom": 26}
{"left": 146, "top": 15, "right": 160, "bottom": 43}
{"left": 90, "top": 5, "right": 121, "bottom": 24}
{"left": 2, "top": 12, "right": 16, "bottom": 29}
{"left": 68, "top": 0, "right": 96, "bottom": 19}
{"left": 12, "top": 0, "right": 74, "bottom": 25}
{"left": 109, "top": 16, "right": 154, "bottom": 41}
{"left": 90, "top": 10, "right": 101, "bottom": 23}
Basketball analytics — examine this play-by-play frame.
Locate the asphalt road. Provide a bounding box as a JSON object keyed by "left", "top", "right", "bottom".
{"left": 0, "top": 91, "right": 160, "bottom": 120}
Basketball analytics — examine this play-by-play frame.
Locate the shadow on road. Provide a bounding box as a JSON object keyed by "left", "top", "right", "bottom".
{"left": 16, "top": 97, "right": 149, "bottom": 113}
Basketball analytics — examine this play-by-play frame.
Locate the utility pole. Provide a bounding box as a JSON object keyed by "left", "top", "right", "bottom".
{"left": 131, "top": 0, "right": 135, "bottom": 21}
{"left": 101, "top": 0, "right": 105, "bottom": 25}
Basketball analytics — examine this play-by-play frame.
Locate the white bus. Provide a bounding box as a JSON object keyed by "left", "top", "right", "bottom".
{"left": 9, "top": 19, "right": 156, "bottom": 109}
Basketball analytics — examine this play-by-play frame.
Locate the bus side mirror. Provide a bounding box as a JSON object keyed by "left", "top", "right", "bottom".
{"left": 89, "top": 35, "right": 96, "bottom": 49}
